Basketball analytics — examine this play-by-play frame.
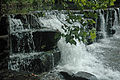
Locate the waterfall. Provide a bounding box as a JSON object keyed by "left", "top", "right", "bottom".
{"left": 8, "top": 13, "right": 60, "bottom": 73}
{"left": 114, "top": 9, "right": 118, "bottom": 26}
{"left": 99, "top": 10, "right": 107, "bottom": 39}
{"left": 113, "top": 9, "right": 119, "bottom": 29}
{"left": 8, "top": 9, "right": 120, "bottom": 80}
{"left": 36, "top": 10, "right": 120, "bottom": 80}
{"left": 113, "top": 8, "right": 120, "bottom": 37}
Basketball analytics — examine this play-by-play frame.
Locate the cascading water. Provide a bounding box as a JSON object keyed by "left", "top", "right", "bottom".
{"left": 113, "top": 8, "right": 120, "bottom": 36}
{"left": 8, "top": 8, "right": 120, "bottom": 80}
{"left": 114, "top": 9, "right": 118, "bottom": 26}
{"left": 99, "top": 10, "right": 107, "bottom": 39}
{"left": 39, "top": 10, "right": 120, "bottom": 80}
{"left": 8, "top": 13, "right": 61, "bottom": 73}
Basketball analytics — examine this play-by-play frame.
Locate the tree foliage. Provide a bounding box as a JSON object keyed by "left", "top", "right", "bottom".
{"left": 57, "top": 0, "right": 116, "bottom": 45}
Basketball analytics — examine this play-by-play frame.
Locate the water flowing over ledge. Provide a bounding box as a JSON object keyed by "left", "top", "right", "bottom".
{"left": 0, "top": 7, "right": 120, "bottom": 80}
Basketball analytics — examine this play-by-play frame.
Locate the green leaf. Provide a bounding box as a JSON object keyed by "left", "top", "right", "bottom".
{"left": 55, "top": 33, "right": 61, "bottom": 40}
{"left": 66, "top": 34, "right": 72, "bottom": 43}
{"left": 89, "top": 28, "right": 96, "bottom": 41}
{"left": 69, "top": 39, "right": 76, "bottom": 45}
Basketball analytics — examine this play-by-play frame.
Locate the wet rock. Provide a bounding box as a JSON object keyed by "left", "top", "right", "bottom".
{"left": 59, "top": 71, "right": 97, "bottom": 80}
{"left": 14, "top": 14, "right": 26, "bottom": 24}
{"left": 0, "top": 69, "right": 41, "bottom": 80}
{"left": 26, "top": 14, "right": 41, "bottom": 29}
{"left": 11, "top": 30, "right": 60, "bottom": 53}
{"left": 74, "top": 71, "right": 97, "bottom": 80}
{"left": 86, "top": 39, "right": 93, "bottom": 45}
{"left": 14, "top": 14, "right": 41, "bottom": 29}
{"left": 33, "top": 31, "right": 60, "bottom": 52}
{"left": 109, "top": 29, "right": 116, "bottom": 36}
{"left": 53, "top": 49, "right": 61, "bottom": 65}
{"left": 0, "top": 15, "right": 9, "bottom": 71}
{"left": 0, "top": 38, "right": 8, "bottom": 52}
{"left": 40, "top": 71, "right": 64, "bottom": 80}
{"left": 96, "top": 32, "right": 104, "bottom": 41}
{"left": 9, "top": 50, "right": 61, "bottom": 74}
{"left": 0, "top": 15, "right": 9, "bottom": 35}
{"left": 0, "top": 35, "right": 9, "bottom": 70}
{"left": 11, "top": 32, "right": 34, "bottom": 53}
{"left": 59, "top": 71, "right": 74, "bottom": 80}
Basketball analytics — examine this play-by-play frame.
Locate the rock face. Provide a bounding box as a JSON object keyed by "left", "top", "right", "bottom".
{"left": 0, "top": 13, "right": 61, "bottom": 76}
{"left": 0, "top": 15, "right": 9, "bottom": 70}
{"left": 11, "top": 31, "right": 60, "bottom": 53}
{"left": 60, "top": 71, "right": 97, "bottom": 80}
{"left": 32, "top": 31, "right": 60, "bottom": 52}
{"left": 9, "top": 50, "right": 61, "bottom": 74}
{"left": 7, "top": 13, "right": 61, "bottom": 74}
{"left": 14, "top": 14, "right": 41, "bottom": 29}
{"left": 10, "top": 13, "right": 61, "bottom": 53}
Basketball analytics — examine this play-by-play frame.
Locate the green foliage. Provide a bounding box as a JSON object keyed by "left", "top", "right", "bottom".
{"left": 59, "top": 11, "right": 97, "bottom": 45}
{"left": 89, "top": 28, "right": 96, "bottom": 42}
{"left": 58, "top": 0, "right": 116, "bottom": 45}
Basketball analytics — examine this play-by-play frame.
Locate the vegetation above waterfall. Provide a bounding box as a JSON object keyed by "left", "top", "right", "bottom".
{"left": 0, "top": 0, "right": 116, "bottom": 45}
{"left": 57, "top": 0, "right": 116, "bottom": 45}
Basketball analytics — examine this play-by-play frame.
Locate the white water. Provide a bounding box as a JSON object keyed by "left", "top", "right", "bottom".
{"left": 57, "top": 36, "right": 120, "bottom": 79}
{"left": 99, "top": 10, "right": 107, "bottom": 39}
{"left": 38, "top": 10, "right": 120, "bottom": 80}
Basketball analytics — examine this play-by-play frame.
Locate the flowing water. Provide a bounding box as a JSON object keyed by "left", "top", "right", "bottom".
{"left": 44, "top": 10, "right": 120, "bottom": 80}
{"left": 8, "top": 9, "right": 120, "bottom": 80}
{"left": 99, "top": 10, "right": 107, "bottom": 39}
{"left": 56, "top": 9, "right": 120, "bottom": 80}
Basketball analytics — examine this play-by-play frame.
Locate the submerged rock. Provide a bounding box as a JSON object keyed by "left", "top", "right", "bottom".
{"left": 59, "top": 71, "right": 97, "bottom": 80}
{"left": 74, "top": 71, "right": 97, "bottom": 80}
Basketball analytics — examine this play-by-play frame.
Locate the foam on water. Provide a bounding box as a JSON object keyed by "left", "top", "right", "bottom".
{"left": 57, "top": 37, "right": 120, "bottom": 80}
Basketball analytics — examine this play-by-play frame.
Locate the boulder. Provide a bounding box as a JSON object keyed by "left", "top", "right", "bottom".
{"left": 59, "top": 71, "right": 97, "bottom": 80}
{"left": 74, "top": 71, "right": 97, "bottom": 80}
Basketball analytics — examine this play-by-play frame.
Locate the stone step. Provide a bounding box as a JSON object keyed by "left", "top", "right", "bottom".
{"left": 9, "top": 49, "right": 61, "bottom": 74}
